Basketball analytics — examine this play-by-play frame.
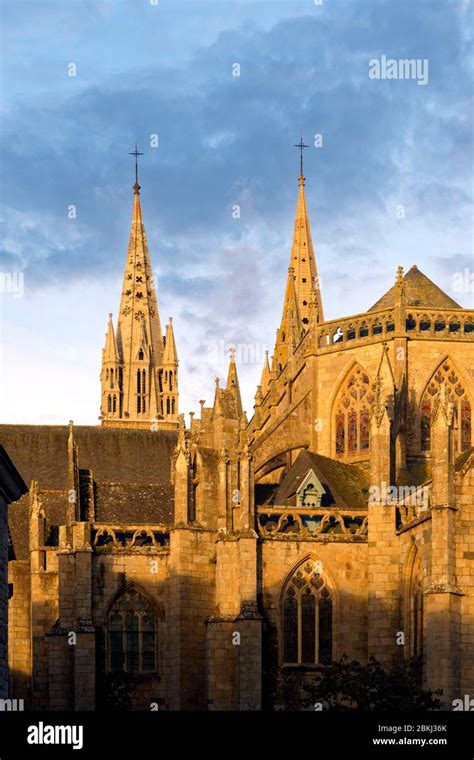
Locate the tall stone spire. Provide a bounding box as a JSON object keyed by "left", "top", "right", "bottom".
{"left": 100, "top": 165, "right": 178, "bottom": 429}
{"left": 288, "top": 156, "right": 324, "bottom": 326}
{"left": 272, "top": 152, "right": 324, "bottom": 373}
{"left": 116, "top": 180, "right": 163, "bottom": 370}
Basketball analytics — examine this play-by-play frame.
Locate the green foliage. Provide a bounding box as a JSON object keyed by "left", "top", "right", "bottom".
{"left": 102, "top": 672, "right": 133, "bottom": 711}
{"left": 276, "top": 656, "right": 443, "bottom": 711}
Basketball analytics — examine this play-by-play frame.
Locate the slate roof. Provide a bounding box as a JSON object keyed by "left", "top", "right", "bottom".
{"left": 272, "top": 450, "right": 369, "bottom": 510}
{"left": 1, "top": 425, "right": 178, "bottom": 560}
{"left": 369, "top": 265, "right": 461, "bottom": 312}
{"left": 0, "top": 425, "right": 177, "bottom": 489}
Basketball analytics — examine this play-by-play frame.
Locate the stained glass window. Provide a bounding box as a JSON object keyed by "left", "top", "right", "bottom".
{"left": 108, "top": 587, "right": 157, "bottom": 673}
{"left": 420, "top": 360, "right": 471, "bottom": 452}
{"left": 334, "top": 366, "right": 373, "bottom": 457}
{"left": 335, "top": 413, "right": 345, "bottom": 454}
{"left": 282, "top": 562, "right": 333, "bottom": 665}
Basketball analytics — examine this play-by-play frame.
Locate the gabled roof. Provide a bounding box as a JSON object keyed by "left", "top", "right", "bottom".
{"left": 3, "top": 425, "right": 178, "bottom": 561}
{"left": 369, "top": 265, "right": 461, "bottom": 312}
{"left": 0, "top": 425, "right": 177, "bottom": 489}
{"left": 273, "top": 450, "right": 369, "bottom": 510}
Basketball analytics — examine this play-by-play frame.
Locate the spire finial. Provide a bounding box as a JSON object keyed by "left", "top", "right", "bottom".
{"left": 129, "top": 142, "right": 144, "bottom": 194}
{"left": 294, "top": 132, "right": 308, "bottom": 181}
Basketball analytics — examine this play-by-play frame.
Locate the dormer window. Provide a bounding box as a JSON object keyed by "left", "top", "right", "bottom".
{"left": 296, "top": 470, "right": 325, "bottom": 508}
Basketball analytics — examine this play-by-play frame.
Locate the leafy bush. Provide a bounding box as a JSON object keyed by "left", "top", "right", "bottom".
{"left": 276, "top": 656, "right": 442, "bottom": 711}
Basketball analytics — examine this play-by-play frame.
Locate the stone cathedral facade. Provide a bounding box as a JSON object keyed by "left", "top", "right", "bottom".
{"left": 3, "top": 164, "right": 474, "bottom": 711}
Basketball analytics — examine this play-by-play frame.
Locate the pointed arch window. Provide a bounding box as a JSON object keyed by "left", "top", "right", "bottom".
{"left": 136, "top": 369, "right": 146, "bottom": 414}
{"left": 107, "top": 395, "right": 112, "bottom": 414}
{"left": 282, "top": 561, "right": 333, "bottom": 665}
{"left": 420, "top": 360, "right": 471, "bottom": 452}
{"left": 108, "top": 586, "right": 158, "bottom": 673}
{"left": 334, "top": 366, "right": 373, "bottom": 457}
{"left": 407, "top": 552, "right": 423, "bottom": 658}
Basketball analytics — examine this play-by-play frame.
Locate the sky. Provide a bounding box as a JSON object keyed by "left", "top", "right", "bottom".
{"left": 0, "top": 0, "right": 472, "bottom": 425}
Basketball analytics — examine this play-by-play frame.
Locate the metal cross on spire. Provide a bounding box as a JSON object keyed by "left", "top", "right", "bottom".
{"left": 294, "top": 133, "right": 308, "bottom": 178}
{"left": 129, "top": 143, "right": 144, "bottom": 187}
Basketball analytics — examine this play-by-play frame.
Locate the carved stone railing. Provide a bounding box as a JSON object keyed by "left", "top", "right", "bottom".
{"left": 315, "top": 308, "right": 396, "bottom": 353}
{"left": 315, "top": 307, "right": 473, "bottom": 354}
{"left": 404, "top": 308, "right": 473, "bottom": 338}
{"left": 92, "top": 524, "right": 169, "bottom": 551}
{"left": 396, "top": 498, "right": 431, "bottom": 532}
{"left": 257, "top": 506, "right": 367, "bottom": 540}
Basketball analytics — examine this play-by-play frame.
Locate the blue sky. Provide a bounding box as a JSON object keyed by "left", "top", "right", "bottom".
{"left": 0, "top": 0, "right": 472, "bottom": 424}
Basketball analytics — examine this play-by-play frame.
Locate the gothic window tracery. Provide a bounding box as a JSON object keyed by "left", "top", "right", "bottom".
{"left": 282, "top": 561, "right": 333, "bottom": 665}
{"left": 334, "top": 365, "right": 373, "bottom": 457}
{"left": 108, "top": 587, "right": 157, "bottom": 674}
{"left": 420, "top": 360, "right": 471, "bottom": 452}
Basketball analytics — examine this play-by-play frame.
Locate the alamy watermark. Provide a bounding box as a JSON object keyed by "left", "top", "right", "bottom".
{"left": 369, "top": 55, "right": 429, "bottom": 86}
{"left": 207, "top": 340, "right": 268, "bottom": 366}
{"left": 0, "top": 271, "right": 24, "bottom": 298}
{"left": 369, "top": 482, "right": 429, "bottom": 510}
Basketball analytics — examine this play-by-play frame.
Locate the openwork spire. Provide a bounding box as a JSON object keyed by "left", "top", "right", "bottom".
{"left": 100, "top": 154, "right": 179, "bottom": 428}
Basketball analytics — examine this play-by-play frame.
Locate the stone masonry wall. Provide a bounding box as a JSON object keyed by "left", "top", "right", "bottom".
{"left": 0, "top": 497, "right": 8, "bottom": 699}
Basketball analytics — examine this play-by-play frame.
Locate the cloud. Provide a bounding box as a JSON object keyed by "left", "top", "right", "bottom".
{"left": 0, "top": 0, "right": 472, "bottom": 421}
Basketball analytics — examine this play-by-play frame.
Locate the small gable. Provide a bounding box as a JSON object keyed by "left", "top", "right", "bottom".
{"left": 296, "top": 469, "right": 325, "bottom": 508}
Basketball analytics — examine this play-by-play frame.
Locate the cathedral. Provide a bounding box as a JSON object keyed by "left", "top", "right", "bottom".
{"left": 3, "top": 157, "right": 474, "bottom": 711}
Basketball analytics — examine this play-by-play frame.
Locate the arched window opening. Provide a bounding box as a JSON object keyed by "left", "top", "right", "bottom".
{"left": 110, "top": 369, "right": 114, "bottom": 389}
{"left": 138, "top": 349, "right": 144, "bottom": 361}
{"left": 108, "top": 586, "right": 157, "bottom": 674}
{"left": 420, "top": 360, "right": 471, "bottom": 452}
{"left": 282, "top": 560, "right": 333, "bottom": 665}
{"left": 169, "top": 371, "right": 173, "bottom": 391}
{"left": 112, "top": 395, "right": 117, "bottom": 414}
{"left": 408, "top": 553, "right": 423, "bottom": 658}
{"left": 171, "top": 398, "right": 175, "bottom": 415}
{"left": 334, "top": 365, "right": 373, "bottom": 457}
{"left": 190, "top": 456, "right": 198, "bottom": 523}
{"left": 107, "top": 395, "right": 111, "bottom": 413}
{"left": 136, "top": 370, "right": 146, "bottom": 414}
{"left": 166, "top": 398, "right": 170, "bottom": 415}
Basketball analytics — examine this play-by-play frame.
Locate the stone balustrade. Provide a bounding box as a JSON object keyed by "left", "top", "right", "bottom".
{"left": 257, "top": 506, "right": 367, "bottom": 540}
{"left": 92, "top": 524, "right": 170, "bottom": 550}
